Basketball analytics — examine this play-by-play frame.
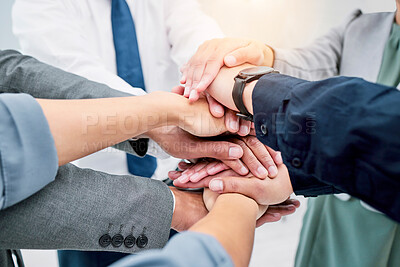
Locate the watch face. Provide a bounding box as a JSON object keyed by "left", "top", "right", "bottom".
{"left": 240, "top": 66, "right": 275, "bottom": 77}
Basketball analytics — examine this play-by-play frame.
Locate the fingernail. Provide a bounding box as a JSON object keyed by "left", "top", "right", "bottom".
{"left": 240, "top": 125, "right": 249, "bottom": 135}
{"left": 230, "top": 121, "right": 239, "bottom": 131}
{"left": 229, "top": 147, "right": 242, "bottom": 158}
{"left": 240, "top": 166, "right": 248, "bottom": 175}
{"left": 268, "top": 166, "right": 278, "bottom": 177}
{"left": 178, "top": 174, "right": 189, "bottom": 183}
{"left": 213, "top": 105, "right": 225, "bottom": 116}
{"left": 189, "top": 90, "right": 197, "bottom": 100}
{"left": 272, "top": 213, "right": 280, "bottom": 218}
{"left": 287, "top": 205, "right": 296, "bottom": 211}
{"left": 190, "top": 173, "right": 200, "bottom": 182}
{"left": 257, "top": 166, "right": 268, "bottom": 177}
{"left": 209, "top": 179, "right": 223, "bottom": 192}
{"left": 225, "top": 55, "right": 236, "bottom": 66}
{"left": 275, "top": 152, "right": 283, "bottom": 164}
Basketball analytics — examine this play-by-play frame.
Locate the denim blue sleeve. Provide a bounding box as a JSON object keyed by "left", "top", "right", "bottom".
{"left": 0, "top": 93, "right": 58, "bottom": 209}
{"left": 108, "top": 232, "right": 233, "bottom": 267}
{"left": 252, "top": 74, "right": 400, "bottom": 222}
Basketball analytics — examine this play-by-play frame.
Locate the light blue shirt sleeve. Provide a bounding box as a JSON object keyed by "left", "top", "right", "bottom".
{"left": 0, "top": 93, "right": 58, "bottom": 210}
{"left": 109, "top": 232, "right": 233, "bottom": 267}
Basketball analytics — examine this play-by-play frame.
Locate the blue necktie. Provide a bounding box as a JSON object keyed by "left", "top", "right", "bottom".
{"left": 111, "top": 0, "right": 157, "bottom": 178}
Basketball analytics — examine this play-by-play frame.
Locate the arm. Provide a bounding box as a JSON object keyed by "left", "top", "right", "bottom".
{"left": 0, "top": 50, "right": 245, "bottom": 163}
{"left": 207, "top": 65, "right": 400, "bottom": 222}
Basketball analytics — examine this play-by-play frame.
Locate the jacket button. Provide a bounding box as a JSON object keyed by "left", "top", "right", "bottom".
{"left": 111, "top": 234, "right": 124, "bottom": 247}
{"left": 99, "top": 234, "right": 112, "bottom": 248}
{"left": 124, "top": 235, "right": 136, "bottom": 248}
{"left": 136, "top": 234, "right": 148, "bottom": 248}
{"left": 260, "top": 124, "right": 268, "bottom": 136}
{"left": 291, "top": 157, "right": 302, "bottom": 168}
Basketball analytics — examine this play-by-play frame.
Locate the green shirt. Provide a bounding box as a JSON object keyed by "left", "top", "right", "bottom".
{"left": 377, "top": 23, "right": 400, "bottom": 87}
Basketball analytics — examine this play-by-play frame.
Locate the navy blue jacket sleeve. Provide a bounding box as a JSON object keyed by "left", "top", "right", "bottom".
{"left": 252, "top": 73, "right": 400, "bottom": 222}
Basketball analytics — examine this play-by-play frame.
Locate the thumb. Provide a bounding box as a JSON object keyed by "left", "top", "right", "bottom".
{"left": 224, "top": 45, "right": 264, "bottom": 67}
{"left": 209, "top": 177, "right": 260, "bottom": 200}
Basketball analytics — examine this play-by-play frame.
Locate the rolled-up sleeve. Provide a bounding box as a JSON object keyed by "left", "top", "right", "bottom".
{"left": 109, "top": 232, "right": 233, "bottom": 267}
{"left": 0, "top": 93, "right": 58, "bottom": 210}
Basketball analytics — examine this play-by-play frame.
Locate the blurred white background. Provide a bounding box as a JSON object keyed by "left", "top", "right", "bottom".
{"left": 0, "top": 0, "right": 395, "bottom": 266}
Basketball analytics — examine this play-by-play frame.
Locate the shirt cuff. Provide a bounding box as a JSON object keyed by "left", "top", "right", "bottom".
{"left": 0, "top": 94, "right": 58, "bottom": 209}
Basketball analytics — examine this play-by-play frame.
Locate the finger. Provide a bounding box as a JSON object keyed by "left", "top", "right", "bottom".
{"left": 256, "top": 213, "right": 282, "bottom": 227}
{"left": 205, "top": 161, "right": 230, "bottom": 176}
{"left": 221, "top": 159, "right": 249, "bottom": 176}
{"left": 178, "top": 161, "right": 208, "bottom": 184}
{"left": 233, "top": 138, "right": 268, "bottom": 178}
{"left": 266, "top": 146, "right": 283, "bottom": 165}
{"left": 178, "top": 161, "right": 193, "bottom": 171}
{"left": 180, "top": 64, "right": 188, "bottom": 84}
{"left": 242, "top": 136, "right": 278, "bottom": 178}
{"left": 184, "top": 63, "right": 195, "bottom": 97}
{"left": 205, "top": 92, "right": 225, "bottom": 118}
{"left": 225, "top": 110, "right": 240, "bottom": 133}
{"left": 238, "top": 119, "right": 251, "bottom": 136}
{"left": 224, "top": 44, "right": 264, "bottom": 67}
{"left": 267, "top": 204, "right": 297, "bottom": 217}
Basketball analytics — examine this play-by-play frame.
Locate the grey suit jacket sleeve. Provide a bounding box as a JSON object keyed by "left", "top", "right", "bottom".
{"left": 0, "top": 49, "right": 140, "bottom": 156}
{"left": 272, "top": 10, "right": 362, "bottom": 80}
{"left": 0, "top": 164, "right": 174, "bottom": 252}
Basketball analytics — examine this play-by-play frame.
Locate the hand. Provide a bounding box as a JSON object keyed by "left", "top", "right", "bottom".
{"left": 172, "top": 164, "right": 294, "bottom": 206}
{"left": 146, "top": 126, "right": 244, "bottom": 161}
{"left": 203, "top": 189, "right": 268, "bottom": 220}
{"left": 170, "top": 187, "right": 208, "bottom": 232}
{"left": 168, "top": 137, "right": 283, "bottom": 183}
{"left": 180, "top": 38, "right": 274, "bottom": 101}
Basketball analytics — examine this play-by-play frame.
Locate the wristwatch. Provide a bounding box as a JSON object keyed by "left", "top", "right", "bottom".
{"left": 232, "top": 66, "right": 278, "bottom": 121}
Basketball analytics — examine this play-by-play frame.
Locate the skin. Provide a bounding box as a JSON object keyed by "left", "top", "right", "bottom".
{"left": 38, "top": 91, "right": 229, "bottom": 166}
{"left": 397, "top": 0, "right": 400, "bottom": 25}
{"left": 36, "top": 91, "right": 241, "bottom": 232}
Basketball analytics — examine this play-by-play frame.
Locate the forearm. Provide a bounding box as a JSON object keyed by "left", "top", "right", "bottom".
{"left": 37, "top": 93, "right": 179, "bottom": 165}
{"left": 190, "top": 194, "right": 258, "bottom": 267}
{"left": 252, "top": 74, "right": 400, "bottom": 221}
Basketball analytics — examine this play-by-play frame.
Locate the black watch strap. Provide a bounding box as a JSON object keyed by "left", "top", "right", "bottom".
{"left": 232, "top": 76, "right": 253, "bottom": 121}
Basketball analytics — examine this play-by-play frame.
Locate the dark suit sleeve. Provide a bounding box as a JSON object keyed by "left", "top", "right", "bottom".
{"left": 252, "top": 73, "right": 400, "bottom": 222}
{"left": 0, "top": 49, "right": 147, "bottom": 156}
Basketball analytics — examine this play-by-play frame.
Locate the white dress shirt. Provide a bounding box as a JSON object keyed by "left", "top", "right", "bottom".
{"left": 12, "top": 0, "right": 224, "bottom": 178}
